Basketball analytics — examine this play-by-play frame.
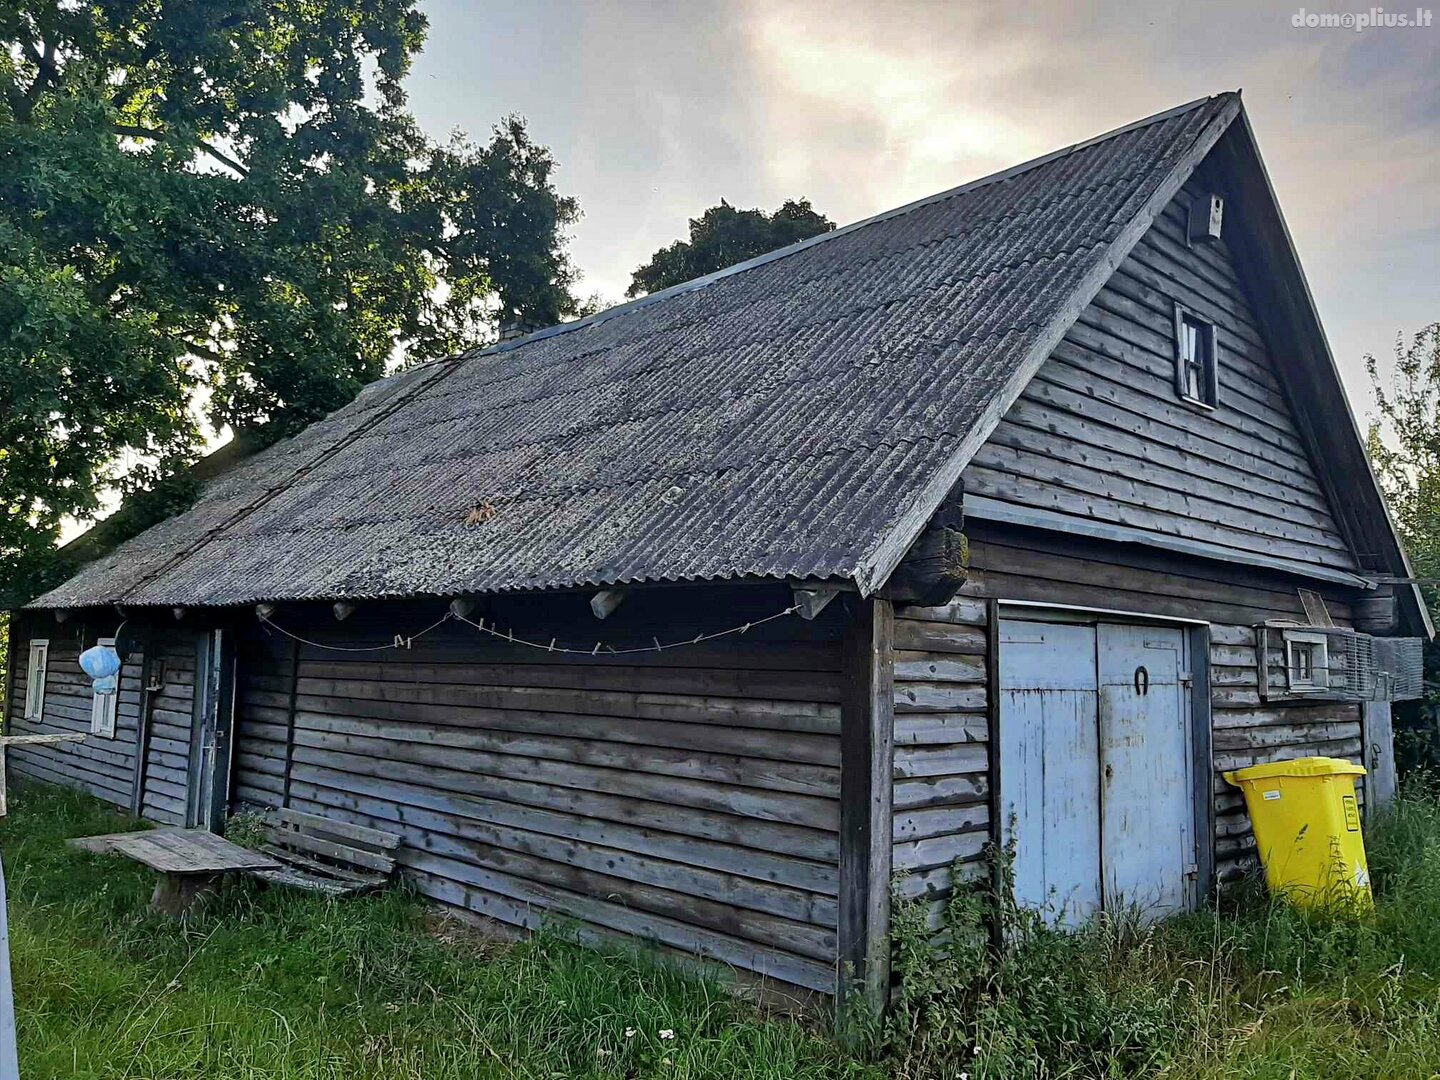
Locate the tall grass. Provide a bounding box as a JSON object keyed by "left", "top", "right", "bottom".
{"left": 2, "top": 784, "right": 866, "bottom": 1079}
{"left": 885, "top": 778, "right": 1440, "bottom": 1079}
{"left": 9, "top": 780, "right": 1440, "bottom": 1078}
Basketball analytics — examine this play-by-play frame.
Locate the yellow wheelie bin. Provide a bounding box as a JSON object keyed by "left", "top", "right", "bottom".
{"left": 1223, "top": 756, "right": 1371, "bottom": 910}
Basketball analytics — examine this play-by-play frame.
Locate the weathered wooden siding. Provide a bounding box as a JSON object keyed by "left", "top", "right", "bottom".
{"left": 138, "top": 632, "right": 200, "bottom": 825}
{"left": 230, "top": 591, "right": 845, "bottom": 992}
{"left": 949, "top": 522, "right": 1371, "bottom": 893}
{"left": 961, "top": 524, "right": 1356, "bottom": 629}
{"left": 5, "top": 616, "right": 141, "bottom": 808}
{"left": 889, "top": 597, "right": 990, "bottom": 922}
{"left": 1208, "top": 623, "right": 1364, "bottom": 882}
{"left": 965, "top": 182, "right": 1357, "bottom": 577}
{"left": 3, "top": 619, "right": 200, "bottom": 822}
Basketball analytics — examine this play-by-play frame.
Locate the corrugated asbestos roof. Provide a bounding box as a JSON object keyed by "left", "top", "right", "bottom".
{"left": 32, "top": 94, "right": 1240, "bottom": 609}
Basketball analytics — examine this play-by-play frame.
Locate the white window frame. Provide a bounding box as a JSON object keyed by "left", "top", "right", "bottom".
{"left": 1285, "top": 631, "right": 1330, "bottom": 693}
{"left": 1173, "top": 303, "right": 1219, "bottom": 409}
{"left": 24, "top": 639, "right": 49, "bottom": 720}
{"left": 90, "top": 637, "right": 119, "bottom": 738}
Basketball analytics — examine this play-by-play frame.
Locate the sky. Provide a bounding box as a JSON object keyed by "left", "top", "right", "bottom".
{"left": 403, "top": 0, "right": 1439, "bottom": 414}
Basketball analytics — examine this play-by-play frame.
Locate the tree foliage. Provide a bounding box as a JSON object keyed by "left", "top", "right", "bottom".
{"left": 0, "top": 0, "right": 582, "bottom": 605}
{"left": 627, "top": 198, "right": 834, "bottom": 298}
{"left": 1368, "top": 323, "right": 1440, "bottom": 770}
{"left": 1368, "top": 324, "right": 1440, "bottom": 600}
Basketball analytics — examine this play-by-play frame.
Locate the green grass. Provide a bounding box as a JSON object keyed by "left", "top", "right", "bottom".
{"left": 1, "top": 784, "right": 866, "bottom": 1079}
{"left": 888, "top": 782, "right": 1440, "bottom": 1079}
{"left": 9, "top": 782, "right": 1440, "bottom": 1079}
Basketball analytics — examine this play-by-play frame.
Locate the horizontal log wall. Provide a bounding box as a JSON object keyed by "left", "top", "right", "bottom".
{"left": 889, "top": 597, "right": 990, "bottom": 926}
{"left": 6, "top": 616, "right": 140, "bottom": 808}
{"left": 231, "top": 590, "right": 846, "bottom": 992}
{"left": 964, "top": 182, "right": 1357, "bottom": 577}
{"left": 962, "top": 524, "right": 1356, "bottom": 629}
{"left": 3, "top": 618, "right": 200, "bottom": 823}
{"left": 1209, "top": 623, "right": 1364, "bottom": 882}
{"left": 947, "top": 522, "right": 1370, "bottom": 893}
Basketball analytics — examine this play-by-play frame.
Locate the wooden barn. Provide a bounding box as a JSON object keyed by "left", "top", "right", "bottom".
{"left": 5, "top": 92, "right": 1430, "bottom": 1006}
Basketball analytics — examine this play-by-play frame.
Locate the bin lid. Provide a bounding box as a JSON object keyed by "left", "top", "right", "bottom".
{"left": 1223, "top": 756, "right": 1366, "bottom": 785}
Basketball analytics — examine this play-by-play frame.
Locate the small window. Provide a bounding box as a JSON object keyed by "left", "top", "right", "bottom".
{"left": 1173, "top": 304, "right": 1219, "bottom": 408}
{"left": 90, "top": 637, "right": 119, "bottom": 738}
{"left": 1286, "top": 631, "right": 1329, "bottom": 692}
{"left": 24, "top": 640, "right": 48, "bottom": 720}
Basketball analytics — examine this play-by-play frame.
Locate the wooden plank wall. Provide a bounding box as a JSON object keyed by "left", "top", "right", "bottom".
{"left": 962, "top": 525, "right": 1357, "bottom": 629}
{"left": 964, "top": 181, "right": 1358, "bottom": 578}
{"left": 5, "top": 616, "right": 141, "bottom": 807}
{"left": 889, "top": 597, "right": 990, "bottom": 925}
{"left": 3, "top": 618, "right": 199, "bottom": 822}
{"left": 1208, "top": 624, "right": 1364, "bottom": 882}
{"left": 940, "top": 524, "right": 1370, "bottom": 892}
{"left": 230, "top": 590, "right": 846, "bottom": 992}
{"left": 139, "top": 631, "right": 199, "bottom": 825}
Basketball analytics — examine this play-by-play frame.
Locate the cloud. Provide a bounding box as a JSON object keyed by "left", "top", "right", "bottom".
{"left": 732, "top": 0, "right": 1440, "bottom": 399}
{"left": 410, "top": 0, "right": 1440, "bottom": 402}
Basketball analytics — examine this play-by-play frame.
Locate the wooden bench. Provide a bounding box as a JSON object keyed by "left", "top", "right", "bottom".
{"left": 246, "top": 809, "right": 402, "bottom": 897}
{"left": 69, "top": 827, "right": 281, "bottom": 915}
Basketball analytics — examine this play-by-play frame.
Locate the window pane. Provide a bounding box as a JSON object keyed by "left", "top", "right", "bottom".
{"left": 1178, "top": 314, "right": 1216, "bottom": 406}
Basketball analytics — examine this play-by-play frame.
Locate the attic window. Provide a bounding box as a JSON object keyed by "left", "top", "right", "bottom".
{"left": 1173, "top": 304, "right": 1218, "bottom": 408}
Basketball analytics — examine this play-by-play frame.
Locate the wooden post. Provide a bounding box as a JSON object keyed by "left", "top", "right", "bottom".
{"left": 0, "top": 851, "right": 18, "bottom": 1080}
{"left": 1189, "top": 625, "right": 1216, "bottom": 901}
{"left": 131, "top": 628, "right": 156, "bottom": 818}
{"left": 1362, "top": 701, "right": 1397, "bottom": 809}
{"left": 837, "top": 596, "right": 895, "bottom": 1014}
{"left": 984, "top": 598, "right": 1004, "bottom": 951}
{"left": 282, "top": 638, "right": 300, "bottom": 809}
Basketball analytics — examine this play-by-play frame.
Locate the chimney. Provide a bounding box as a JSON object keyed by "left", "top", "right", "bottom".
{"left": 497, "top": 317, "right": 542, "bottom": 344}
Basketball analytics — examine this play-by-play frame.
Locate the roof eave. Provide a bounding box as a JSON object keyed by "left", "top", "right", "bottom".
{"left": 1218, "top": 106, "right": 1433, "bottom": 639}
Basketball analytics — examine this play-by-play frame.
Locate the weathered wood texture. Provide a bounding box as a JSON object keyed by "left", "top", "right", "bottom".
{"left": 949, "top": 526, "right": 1369, "bottom": 889}
{"left": 1208, "top": 623, "right": 1364, "bottom": 882}
{"left": 889, "top": 597, "right": 990, "bottom": 929}
{"left": 964, "top": 183, "right": 1358, "bottom": 578}
{"left": 5, "top": 615, "right": 141, "bottom": 807}
{"left": 138, "top": 632, "right": 201, "bottom": 825}
{"left": 838, "top": 598, "right": 895, "bottom": 1008}
{"left": 230, "top": 588, "right": 847, "bottom": 992}
{"left": 4, "top": 617, "right": 199, "bottom": 823}
{"left": 960, "top": 524, "right": 1357, "bottom": 629}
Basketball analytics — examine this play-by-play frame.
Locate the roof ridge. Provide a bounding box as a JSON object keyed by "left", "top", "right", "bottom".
{"left": 427, "top": 93, "right": 1233, "bottom": 370}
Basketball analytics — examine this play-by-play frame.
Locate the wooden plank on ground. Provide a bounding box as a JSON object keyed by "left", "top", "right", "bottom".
{"left": 68, "top": 828, "right": 279, "bottom": 874}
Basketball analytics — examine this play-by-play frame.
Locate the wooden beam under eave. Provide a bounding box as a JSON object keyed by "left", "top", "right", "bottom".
{"left": 837, "top": 596, "right": 895, "bottom": 1016}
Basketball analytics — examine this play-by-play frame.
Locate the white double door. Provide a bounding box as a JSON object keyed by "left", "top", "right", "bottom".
{"left": 999, "top": 619, "right": 1196, "bottom": 924}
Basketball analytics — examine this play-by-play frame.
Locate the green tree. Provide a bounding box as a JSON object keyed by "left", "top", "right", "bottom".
{"left": 1368, "top": 323, "right": 1440, "bottom": 770}
{"left": 1369, "top": 324, "right": 1440, "bottom": 598}
{"left": 628, "top": 198, "right": 834, "bottom": 297}
{"left": 0, "top": 0, "right": 582, "bottom": 606}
